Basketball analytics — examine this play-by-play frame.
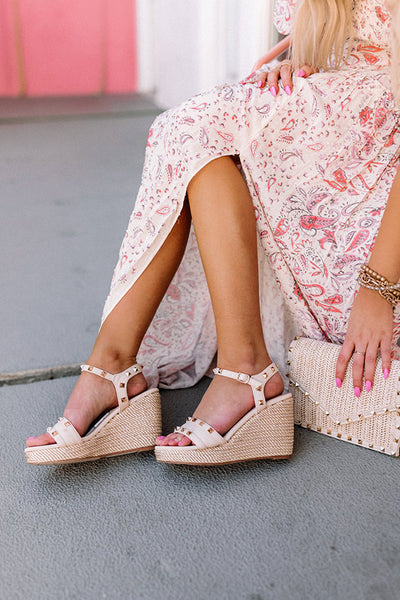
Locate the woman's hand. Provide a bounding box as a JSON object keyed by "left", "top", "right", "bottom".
{"left": 335, "top": 286, "right": 394, "bottom": 396}
{"left": 241, "top": 60, "right": 315, "bottom": 96}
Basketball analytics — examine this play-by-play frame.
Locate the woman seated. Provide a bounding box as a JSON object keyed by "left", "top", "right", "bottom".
{"left": 25, "top": 0, "right": 400, "bottom": 466}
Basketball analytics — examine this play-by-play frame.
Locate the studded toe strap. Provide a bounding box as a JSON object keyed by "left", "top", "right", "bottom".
{"left": 213, "top": 362, "right": 280, "bottom": 412}
{"left": 47, "top": 417, "right": 81, "bottom": 446}
{"left": 174, "top": 417, "right": 226, "bottom": 449}
{"left": 80, "top": 363, "right": 143, "bottom": 411}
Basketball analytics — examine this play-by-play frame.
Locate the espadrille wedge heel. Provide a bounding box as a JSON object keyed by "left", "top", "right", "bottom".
{"left": 25, "top": 363, "right": 162, "bottom": 465}
{"left": 155, "top": 362, "right": 294, "bottom": 466}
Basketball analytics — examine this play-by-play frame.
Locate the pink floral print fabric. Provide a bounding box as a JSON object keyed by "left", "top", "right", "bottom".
{"left": 102, "top": 0, "right": 400, "bottom": 388}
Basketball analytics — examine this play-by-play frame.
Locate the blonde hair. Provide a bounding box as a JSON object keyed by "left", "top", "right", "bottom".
{"left": 291, "top": 0, "right": 400, "bottom": 103}
{"left": 290, "top": 0, "right": 353, "bottom": 71}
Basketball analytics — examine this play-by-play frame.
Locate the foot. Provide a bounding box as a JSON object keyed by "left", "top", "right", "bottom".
{"left": 26, "top": 361, "right": 147, "bottom": 447}
{"left": 156, "top": 362, "right": 284, "bottom": 447}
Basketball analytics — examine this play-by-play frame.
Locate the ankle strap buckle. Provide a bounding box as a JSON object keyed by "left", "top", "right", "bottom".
{"left": 236, "top": 372, "right": 250, "bottom": 384}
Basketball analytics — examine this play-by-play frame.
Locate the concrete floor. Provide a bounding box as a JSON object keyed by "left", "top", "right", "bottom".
{"left": 1, "top": 95, "right": 400, "bottom": 600}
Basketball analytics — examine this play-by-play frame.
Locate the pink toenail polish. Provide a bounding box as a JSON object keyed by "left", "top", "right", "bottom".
{"left": 270, "top": 86, "right": 277, "bottom": 97}
{"left": 285, "top": 85, "right": 292, "bottom": 95}
{"left": 297, "top": 70, "right": 306, "bottom": 77}
{"left": 365, "top": 380, "right": 372, "bottom": 392}
{"left": 384, "top": 368, "right": 390, "bottom": 379}
{"left": 354, "top": 386, "right": 361, "bottom": 398}
{"left": 335, "top": 378, "right": 342, "bottom": 388}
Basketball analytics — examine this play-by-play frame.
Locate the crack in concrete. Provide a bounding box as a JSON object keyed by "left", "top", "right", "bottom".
{"left": 0, "top": 364, "right": 81, "bottom": 387}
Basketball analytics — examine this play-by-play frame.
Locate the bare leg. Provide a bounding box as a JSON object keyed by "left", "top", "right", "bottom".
{"left": 158, "top": 157, "right": 283, "bottom": 447}
{"left": 26, "top": 204, "right": 191, "bottom": 446}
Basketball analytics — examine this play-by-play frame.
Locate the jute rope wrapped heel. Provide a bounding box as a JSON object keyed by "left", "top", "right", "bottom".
{"left": 25, "top": 363, "right": 162, "bottom": 465}
{"left": 155, "top": 362, "right": 294, "bottom": 466}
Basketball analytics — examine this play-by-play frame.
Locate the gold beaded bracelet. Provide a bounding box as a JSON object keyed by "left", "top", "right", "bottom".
{"left": 358, "top": 264, "right": 400, "bottom": 308}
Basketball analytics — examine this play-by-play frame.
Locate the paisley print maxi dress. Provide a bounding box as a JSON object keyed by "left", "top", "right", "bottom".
{"left": 102, "top": 0, "right": 400, "bottom": 389}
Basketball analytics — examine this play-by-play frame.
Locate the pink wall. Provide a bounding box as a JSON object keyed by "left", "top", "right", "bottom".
{"left": 0, "top": 0, "right": 137, "bottom": 97}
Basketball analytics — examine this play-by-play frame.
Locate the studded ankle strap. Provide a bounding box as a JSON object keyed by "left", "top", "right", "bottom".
{"left": 80, "top": 363, "right": 143, "bottom": 411}
{"left": 213, "top": 363, "right": 279, "bottom": 411}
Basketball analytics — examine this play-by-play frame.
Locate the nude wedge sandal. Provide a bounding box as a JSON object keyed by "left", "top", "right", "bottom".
{"left": 155, "top": 362, "right": 294, "bottom": 466}
{"left": 25, "top": 363, "right": 162, "bottom": 465}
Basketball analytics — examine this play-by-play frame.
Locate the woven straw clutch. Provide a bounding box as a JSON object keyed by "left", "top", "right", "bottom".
{"left": 287, "top": 337, "right": 400, "bottom": 457}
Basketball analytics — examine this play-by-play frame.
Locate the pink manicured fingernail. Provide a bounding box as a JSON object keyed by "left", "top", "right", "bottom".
{"left": 354, "top": 386, "right": 361, "bottom": 398}
{"left": 336, "top": 378, "right": 342, "bottom": 388}
{"left": 365, "top": 380, "right": 372, "bottom": 392}
{"left": 178, "top": 441, "right": 184, "bottom": 446}
{"left": 297, "top": 70, "right": 306, "bottom": 77}
{"left": 285, "top": 85, "right": 292, "bottom": 95}
{"left": 157, "top": 436, "right": 165, "bottom": 441}
{"left": 384, "top": 368, "right": 390, "bottom": 379}
{"left": 257, "top": 80, "right": 265, "bottom": 88}
{"left": 270, "top": 86, "right": 277, "bottom": 97}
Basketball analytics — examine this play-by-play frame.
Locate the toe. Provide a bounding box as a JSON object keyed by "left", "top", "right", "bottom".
{"left": 166, "top": 434, "right": 180, "bottom": 446}
{"left": 167, "top": 433, "right": 191, "bottom": 446}
{"left": 26, "top": 433, "right": 55, "bottom": 447}
{"left": 178, "top": 436, "right": 191, "bottom": 446}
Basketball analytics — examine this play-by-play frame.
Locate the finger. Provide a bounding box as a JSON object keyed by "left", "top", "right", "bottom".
{"left": 267, "top": 69, "right": 279, "bottom": 96}
{"left": 280, "top": 62, "right": 293, "bottom": 95}
{"left": 255, "top": 72, "right": 268, "bottom": 89}
{"left": 335, "top": 340, "right": 354, "bottom": 388}
{"left": 380, "top": 335, "right": 392, "bottom": 380}
{"left": 240, "top": 71, "right": 256, "bottom": 84}
{"left": 364, "top": 345, "right": 378, "bottom": 391}
{"left": 351, "top": 351, "right": 365, "bottom": 396}
{"left": 296, "top": 64, "right": 315, "bottom": 78}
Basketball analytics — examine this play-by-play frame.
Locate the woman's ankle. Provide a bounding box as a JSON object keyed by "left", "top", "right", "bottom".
{"left": 86, "top": 349, "right": 139, "bottom": 374}
{"left": 216, "top": 348, "right": 271, "bottom": 375}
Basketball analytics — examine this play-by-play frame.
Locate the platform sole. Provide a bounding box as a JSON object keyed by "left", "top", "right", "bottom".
{"left": 25, "top": 389, "right": 161, "bottom": 466}
{"left": 155, "top": 393, "right": 294, "bottom": 466}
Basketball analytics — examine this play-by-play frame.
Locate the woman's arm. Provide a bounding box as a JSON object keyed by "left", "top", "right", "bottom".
{"left": 335, "top": 164, "right": 400, "bottom": 394}
{"left": 252, "top": 36, "right": 291, "bottom": 71}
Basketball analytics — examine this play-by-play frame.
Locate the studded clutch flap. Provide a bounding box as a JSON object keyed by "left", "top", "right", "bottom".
{"left": 287, "top": 337, "right": 400, "bottom": 457}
